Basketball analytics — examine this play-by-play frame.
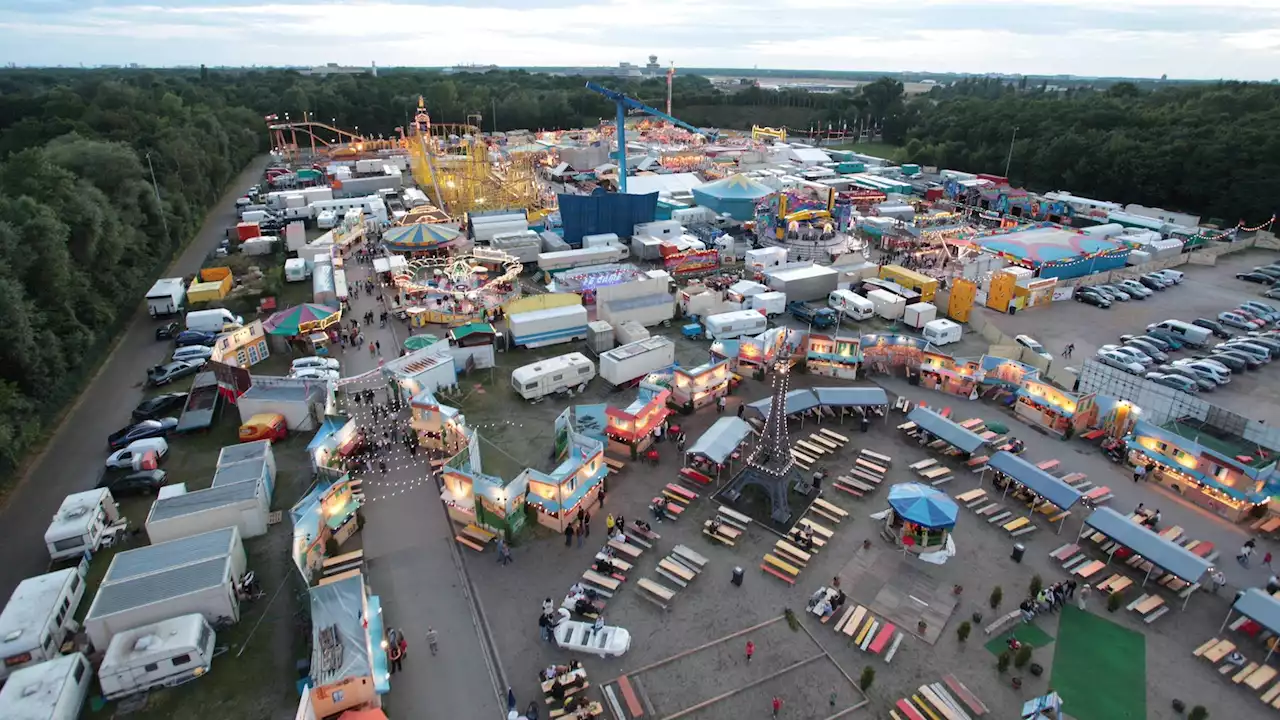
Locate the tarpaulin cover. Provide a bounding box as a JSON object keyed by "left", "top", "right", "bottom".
{"left": 558, "top": 192, "right": 658, "bottom": 247}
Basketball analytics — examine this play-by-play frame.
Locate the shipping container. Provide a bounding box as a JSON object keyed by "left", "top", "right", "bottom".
{"left": 491, "top": 230, "right": 545, "bottom": 264}
{"left": 866, "top": 289, "right": 905, "bottom": 320}
{"left": 764, "top": 264, "right": 839, "bottom": 302}
{"left": 902, "top": 302, "right": 937, "bottom": 329}
{"left": 749, "top": 291, "right": 787, "bottom": 317}
{"left": 586, "top": 321, "right": 614, "bottom": 354}
{"left": 537, "top": 245, "right": 629, "bottom": 274}
{"left": 599, "top": 336, "right": 676, "bottom": 387}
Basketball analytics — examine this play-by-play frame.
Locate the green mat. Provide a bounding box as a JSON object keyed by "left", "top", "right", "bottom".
{"left": 1050, "top": 605, "right": 1146, "bottom": 720}
{"left": 983, "top": 620, "right": 1055, "bottom": 656}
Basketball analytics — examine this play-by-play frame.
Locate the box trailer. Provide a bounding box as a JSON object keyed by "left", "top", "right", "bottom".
{"left": 764, "top": 264, "right": 839, "bottom": 302}
{"left": 145, "top": 278, "right": 186, "bottom": 318}
{"left": 511, "top": 353, "right": 596, "bottom": 400}
{"left": 507, "top": 304, "right": 589, "bottom": 348}
{"left": 866, "top": 289, "right": 905, "bottom": 320}
{"left": 597, "top": 293, "right": 675, "bottom": 328}
{"left": 903, "top": 302, "right": 937, "bottom": 329}
{"left": 0, "top": 565, "right": 88, "bottom": 681}
{"left": 614, "top": 321, "right": 650, "bottom": 346}
{"left": 583, "top": 232, "right": 621, "bottom": 248}
{"left": 750, "top": 291, "right": 787, "bottom": 317}
{"left": 726, "top": 280, "right": 769, "bottom": 303}
{"left": 745, "top": 246, "right": 788, "bottom": 274}
{"left": 599, "top": 336, "right": 676, "bottom": 387}
{"left": 490, "top": 230, "right": 543, "bottom": 263}
{"left": 537, "top": 245, "right": 629, "bottom": 273}
{"left": 704, "top": 310, "right": 769, "bottom": 340}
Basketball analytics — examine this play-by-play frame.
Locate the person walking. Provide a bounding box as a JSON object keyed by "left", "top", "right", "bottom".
{"left": 1077, "top": 583, "right": 1091, "bottom": 611}
{"left": 1239, "top": 539, "right": 1256, "bottom": 567}
{"left": 1061, "top": 343, "right": 1074, "bottom": 358}
{"left": 575, "top": 521, "right": 583, "bottom": 548}
{"left": 426, "top": 627, "right": 438, "bottom": 655}
{"left": 582, "top": 511, "right": 591, "bottom": 539}
{"left": 1266, "top": 551, "right": 1274, "bottom": 571}
{"left": 737, "top": 403, "right": 745, "bottom": 418}
{"left": 717, "top": 395, "right": 727, "bottom": 414}
{"left": 1132, "top": 464, "right": 1147, "bottom": 483}
{"left": 497, "top": 538, "right": 513, "bottom": 565}
{"left": 746, "top": 640, "right": 755, "bottom": 663}
{"left": 564, "top": 524, "right": 574, "bottom": 547}
{"left": 388, "top": 641, "right": 404, "bottom": 674}
{"left": 772, "top": 696, "right": 783, "bottom": 718}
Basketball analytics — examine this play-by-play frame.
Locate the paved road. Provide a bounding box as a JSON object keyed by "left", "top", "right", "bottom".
{"left": 331, "top": 252, "right": 505, "bottom": 719}
{"left": 0, "top": 156, "right": 270, "bottom": 598}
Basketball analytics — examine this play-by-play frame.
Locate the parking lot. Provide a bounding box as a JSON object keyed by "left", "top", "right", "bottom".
{"left": 991, "top": 248, "right": 1280, "bottom": 425}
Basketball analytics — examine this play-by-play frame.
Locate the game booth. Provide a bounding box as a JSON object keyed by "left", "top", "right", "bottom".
{"left": 668, "top": 359, "right": 736, "bottom": 413}
{"left": 264, "top": 303, "right": 343, "bottom": 354}
{"left": 524, "top": 417, "right": 608, "bottom": 532}
{"left": 860, "top": 334, "right": 929, "bottom": 377}
{"left": 409, "top": 391, "right": 469, "bottom": 454}
{"left": 290, "top": 472, "right": 364, "bottom": 581}
{"left": 883, "top": 482, "right": 958, "bottom": 556}
{"left": 804, "top": 334, "right": 863, "bottom": 379}
{"left": 919, "top": 353, "right": 982, "bottom": 399}
{"left": 710, "top": 327, "right": 789, "bottom": 378}
{"left": 306, "top": 415, "right": 361, "bottom": 475}
{"left": 1014, "top": 380, "right": 1098, "bottom": 439}
{"left": 604, "top": 387, "right": 671, "bottom": 459}
{"left": 439, "top": 433, "right": 530, "bottom": 537}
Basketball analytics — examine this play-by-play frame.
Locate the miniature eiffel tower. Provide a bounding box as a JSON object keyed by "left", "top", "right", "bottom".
{"left": 724, "top": 357, "right": 796, "bottom": 523}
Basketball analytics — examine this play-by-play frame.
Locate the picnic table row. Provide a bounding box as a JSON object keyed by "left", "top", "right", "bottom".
{"left": 763, "top": 515, "right": 840, "bottom": 586}
{"left": 890, "top": 675, "right": 989, "bottom": 720}
{"left": 833, "top": 448, "right": 891, "bottom": 498}
{"left": 790, "top": 427, "right": 850, "bottom": 470}
{"left": 1194, "top": 636, "right": 1280, "bottom": 709}
{"left": 953, "top": 488, "right": 1040, "bottom": 539}
{"left": 819, "top": 592, "right": 906, "bottom": 665}
{"left": 540, "top": 666, "right": 603, "bottom": 719}
{"left": 635, "top": 544, "right": 708, "bottom": 611}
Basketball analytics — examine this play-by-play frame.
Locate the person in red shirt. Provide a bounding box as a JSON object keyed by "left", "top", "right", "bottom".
{"left": 746, "top": 640, "right": 755, "bottom": 663}
{"left": 772, "top": 696, "right": 783, "bottom": 717}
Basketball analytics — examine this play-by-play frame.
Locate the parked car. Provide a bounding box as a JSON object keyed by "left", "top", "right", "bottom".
{"left": 239, "top": 413, "right": 288, "bottom": 443}
{"left": 131, "top": 392, "right": 188, "bottom": 422}
{"left": 105, "top": 438, "right": 168, "bottom": 469}
{"left": 1218, "top": 311, "right": 1261, "bottom": 330}
{"left": 172, "top": 345, "right": 214, "bottom": 363}
{"left": 108, "top": 418, "right": 179, "bottom": 450}
{"left": 1137, "top": 275, "right": 1165, "bottom": 291}
{"left": 1251, "top": 267, "right": 1280, "bottom": 280}
{"left": 1146, "top": 373, "right": 1200, "bottom": 393}
{"left": 292, "top": 357, "right": 341, "bottom": 371}
{"left": 1197, "top": 352, "right": 1247, "bottom": 372}
{"left": 1075, "top": 289, "right": 1112, "bottom": 308}
{"left": 1240, "top": 301, "right": 1280, "bottom": 322}
{"left": 1236, "top": 272, "right": 1278, "bottom": 285}
{"left": 1237, "top": 335, "right": 1280, "bottom": 354}
{"left": 1116, "top": 279, "right": 1153, "bottom": 298}
{"left": 1153, "top": 365, "right": 1215, "bottom": 391}
{"left": 1096, "top": 349, "right": 1144, "bottom": 374}
{"left": 174, "top": 329, "right": 217, "bottom": 347}
{"left": 1173, "top": 358, "right": 1231, "bottom": 381}
{"left": 1095, "top": 285, "right": 1130, "bottom": 301}
{"left": 1151, "top": 269, "right": 1185, "bottom": 285}
{"left": 96, "top": 469, "right": 168, "bottom": 496}
{"left": 1015, "top": 335, "right": 1053, "bottom": 361}
{"left": 1221, "top": 340, "right": 1272, "bottom": 361}
{"left": 1142, "top": 273, "right": 1173, "bottom": 289}
{"left": 1232, "top": 306, "right": 1272, "bottom": 326}
{"left": 1211, "top": 349, "right": 1261, "bottom": 370}
{"left": 1101, "top": 344, "right": 1154, "bottom": 367}
{"left": 1192, "top": 318, "right": 1232, "bottom": 339}
{"left": 155, "top": 322, "right": 181, "bottom": 341}
{"left": 291, "top": 368, "right": 341, "bottom": 382}
{"left": 147, "top": 360, "right": 203, "bottom": 386}
{"left": 1124, "top": 339, "right": 1168, "bottom": 363}
{"left": 1264, "top": 287, "right": 1280, "bottom": 300}
{"left": 1144, "top": 328, "right": 1186, "bottom": 350}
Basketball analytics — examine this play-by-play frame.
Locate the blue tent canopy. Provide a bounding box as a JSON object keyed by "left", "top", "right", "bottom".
{"left": 906, "top": 406, "right": 988, "bottom": 454}
{"left": 888, "top": 482, "right": 958, "bottom": 529}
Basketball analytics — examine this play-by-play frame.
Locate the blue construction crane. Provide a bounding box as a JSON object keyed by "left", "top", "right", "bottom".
{"left": 585, "top": 81, "right": 718, "bottom": 193}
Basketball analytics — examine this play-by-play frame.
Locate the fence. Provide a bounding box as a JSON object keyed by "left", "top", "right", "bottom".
{"left": 1077, "top": 360, "right": 1209, "bottom": 426}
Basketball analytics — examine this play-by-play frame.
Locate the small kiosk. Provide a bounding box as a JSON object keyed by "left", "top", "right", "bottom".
{"left": 919, "top": 353, "right": 982, "bottom": 399}
{"left": 1014, "top": 380, "right": 1097, "bottom": 438}
{"left": 669, "top": 359, "right": 734, "bottom": 413}
{"left": 804, "top": 334, "right": 862, "bottom": 379}
{"left": 605, "top": 388, "right": 671, "bottom": 459}
{"left": 883, "top": 482, "right": 958, "bottom": 554}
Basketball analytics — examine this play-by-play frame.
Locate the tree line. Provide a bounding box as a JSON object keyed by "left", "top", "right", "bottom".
{"left": 0, "top": 67, "right": 1275, "bottom": 489}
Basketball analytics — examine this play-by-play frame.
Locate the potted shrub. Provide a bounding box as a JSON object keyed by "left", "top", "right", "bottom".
{"left": 957, "top": 621, "right": 972, "bottom": 642}
{"left": 1014, "top": 646, "right": 1033, "bottom": 669}
{"left": 990, "top": 586, "right": 1003, "bottom": 610}
{"left": 1187, "top": 706, "right": 1207, "bottom": 720}
{"left": 997, "top": 651, "right": 1011, "bottom": 673}
{"left": 1029, "top": 574, "right": 1043, "bottom": 598}
{"left": 860, "top": 666, "right": 876, "bottom": 691}
{"left": 1107, "top": 592, "right": 1123, "bottom": 612}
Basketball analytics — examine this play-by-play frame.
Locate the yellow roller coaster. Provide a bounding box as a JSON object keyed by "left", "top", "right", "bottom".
{"left": 406, "top": 97, "right": 546, "bottom": 217}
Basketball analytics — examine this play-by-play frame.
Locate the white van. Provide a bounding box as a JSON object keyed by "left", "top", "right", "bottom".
{"left": 828, "top": 289, "right": 874, "bottom": 321}
{"left": 511, "top": 353, "right": 596, "bottom": 401}
{"left": 922, "top": 319, "right": 963, "bottom": 346}
{"left": 0, "top": 653, "right": 92, "bottom": 720}
{"left": 185, "top": 309, "right": 243, "bottom": 334}
{"left": 703, "top": 310, "right": 769, "bottom": 340}
{"left": 1146, "top": 319, "right": 1212, "bottom": 347}
{"left": 284, "top": 258, "right": 309, "bottom": 282}
{"left": 98, "top": 614, "right": 216, "bottom": 700}
{"left": 0, "top": 565, "right": 87, "bottom": 681}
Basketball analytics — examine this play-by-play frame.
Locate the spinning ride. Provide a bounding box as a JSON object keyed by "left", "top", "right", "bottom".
{"left": 390, "top": 250, "right": 523, "bottom": 326}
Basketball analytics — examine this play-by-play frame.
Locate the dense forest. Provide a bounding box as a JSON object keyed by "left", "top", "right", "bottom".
{"left": 0, "top": 68, "right": 1276, "bottom": 488}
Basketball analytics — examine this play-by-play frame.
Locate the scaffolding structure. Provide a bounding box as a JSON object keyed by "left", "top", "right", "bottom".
{"left": 406, "top": 97, "right": 545, "bottom": 217}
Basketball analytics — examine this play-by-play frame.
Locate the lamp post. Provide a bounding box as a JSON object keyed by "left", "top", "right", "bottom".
{"left": 1003, "top": 125, "right": 1019, "bottom": 179}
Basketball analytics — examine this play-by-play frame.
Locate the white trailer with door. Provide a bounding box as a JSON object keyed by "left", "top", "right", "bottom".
{"left": 0, "top": 565, "right": 87, "bottom": 681}
{"left": 703, "top": 310, "right": 769, "bottom": 340}
{"left": 145, "top": 278, "right": 186, "bottom": 318}
{"left": 902, "top": 302, "right": 937, "bottom": 329}
{"left": 0, "top": 653, "right": 92, "bottom": 720}
{"left": 98, "top": 614, "right": 217, "bottom": 700}
{"left": 867, "top": 289, "right": 905, "bottom": 320}
{"left": 599, "top": 337, "right": 676, "bottom": 387}
{"left": 507, "top": 304, "right": 589, "bottom": 348}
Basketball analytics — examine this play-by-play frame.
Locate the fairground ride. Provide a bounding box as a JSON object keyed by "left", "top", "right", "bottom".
{"left": 584, "top": 82, "right": 719, "bottom": 194}
{"left": 405, "top": 97, "right": 544, "bottom": 218}
{"left": 267, "top": 112, "right": 400, "bottom": 161}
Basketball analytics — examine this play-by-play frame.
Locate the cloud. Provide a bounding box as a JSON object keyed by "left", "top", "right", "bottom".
{"left": 0, "top": 0, "right": 1276, "bottom": 80}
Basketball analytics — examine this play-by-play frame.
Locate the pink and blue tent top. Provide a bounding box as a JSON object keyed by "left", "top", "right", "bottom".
{"left": 382, "top": 223, "right": 463, "bottom": 251}
{"left": 888, "top": 482, "right": 959, "bottom": 529}
{"left": 973, "top": 224, "right": 1129, "bottom": 279}
{"left": 692, "top": 174, "right": 776, "bottom": 221}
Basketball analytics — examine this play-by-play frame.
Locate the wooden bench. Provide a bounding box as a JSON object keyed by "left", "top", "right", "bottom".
{"left": 603, "top": 457, "right": 625, "bottom": 472}
{"left": 857, "top": 458, "right": 888, "bottom": 475}
{"left": 943, "top": 674, "right": 988, "bottom": 716}
{"left": 895, "top": 699, "right": 927, "bottom": 720}
{"left": 987, "top": 511, "right": 1012, "bottom": 525}
{"left": 1050, "top": 543, "right": 1080, "bottom": 561}
{"left": 455, "top": 534, "right": 487, "bottom": 552}
{"left": 609, "top": 538, "right": 643, "bottom": 558}
{"left": 657, "top": 557, "right": 696, "bottom": 587}
{"left": 664, "top": 483, "right": 698, "bottom": 504}
{"left": 869, "top": 624, "right": 898, "bottom": 654}
{"left": 910, "top": 458, "right": 937, "bottom": 471}
{"left": 1144, "top": 607, "right": 1170, "bottom": 624}
{"left": 1192, "top": 637, "right": 1220, "bottom": 657}
{"left": 921, "top": 466, "right": 951, "bottom": 481}
{"left": 1036, "top": 459, "right": 1060, "bottom": 473}
{"left": 678, "top": 467, "right": 713, "bottom": 487}
{"left": 1235, "top": 662, "right": 1262, "bottom": 684}
{"left": 636, "top": 578, "right": 674, "bottom": 610}
{"left": 671, "top": 544, "right": 708, "bottom": 572}
{"left": 842, "top": 606, "right": 868, "bottom": 637}
{"left": 1047, "top": 510, "right": 1071, "bottom": 525}
{"left": 717, "top": 506, "right": 752, "bottom": 530}
{"left": 965, "top": 454, "right": 990, "bottom": 468}
{"left": 974, "top": 503, "right": 1001, "bottom": 517}
{"left": 1062, "top": 555, "right": 1089, "bottom": 572}
{"left": 582, "top": 570, "right": 621, "bottom": 595}
{"left": 1060, "top": 472, "right": 1087, "bottom": 486}
{"left": 775, "top": 539, "right": 811, "bottom": 566}
{"left": 955, "top": 488, "right": 986, "bottom": 504}
{"left": 959, "top": 417, "right": 984, "bottom": 429}
{"left": 832, "top": 478, "right": 866, "bottom": 498}
{"left": 791, "top": 450, "right": 816, "bottom": 468}
{"left": 821, "top": 428, "right": 850, "bottom": 444}
{"left": 861, "top": 449, "right": 892, "bottom": 465}
{"left": 799, "top": 518, "right": 834, "bottom": 538}
{"left": 761, "top": 553, "right": 799, "bottom": 584}
{"left": 797, "top": 440, "right": 828, "bottom": 456}
{"left": 809, "top": 504, "right": 843, "bottom": 524}
{"left": 1247, "top": 665, "right": 1279, "bottom": 690}
{"left": 813, "top": 497, "right": 847, "bottom": 519}
{"left": 809, "top": 434, "right": 840, "bottom": 451}
{"left": 1264, "top": 681, "right": 1280, "bottom": 704}
{"left": 850, "top": 468, "right": 885, "bottom": 485}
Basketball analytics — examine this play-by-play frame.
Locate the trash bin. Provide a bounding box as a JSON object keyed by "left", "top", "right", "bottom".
{"left": 732, "top": 566, "right": 744, "bottom": 586}
{"left": 1011, "top": 543, "right": 1026, "bottom": 563}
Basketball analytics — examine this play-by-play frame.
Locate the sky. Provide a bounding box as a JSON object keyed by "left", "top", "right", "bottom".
{"left": 0, "top": 0, "right": 1278, "bottom": 80}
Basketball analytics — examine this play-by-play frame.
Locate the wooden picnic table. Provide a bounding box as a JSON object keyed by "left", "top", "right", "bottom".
{"left": 776, "top": 539, "right": 811, "bottom": 564}
{"left": 1102, "top": 575, "right": 1134, "bottom": 594}
{"left": 799, "top": 518, "right": 834, "bottom": 538}
{"left": 792, "top": 449, "right": 818, "bottom": 464}
{"left": 809, "top": 434, "right": 839, "bottom": 451}
{"left": 1134, "top": 595, "right": 1165, "bottom": 615}
{"left": 659, "top": 557, "right": 696, "bottom": 582}
{"left": 1003, "top": 517, "right": 1031, "bottom": 533}
{"left": 671, "top": 544, "right": 708, "bottom": 569}
{"left": 814, "top": 498, "right": 848, "bottom": 518}
{"left": 1203, "top": 639, "right": 1235, "bottom": 663}
{"left": 1260, "top": 517, "right": 1280, "bottom": 533}
{"left": 860, "top": 449, "right": 891, "bottom": 464}
{"left": 955, "top": 489, "right": 986, "bottom": 503}
{"left": 910, "top": 458, "right": 937, "bottom": 471}
{"left": 1189, "top": 541, "right": 1215, "bottom": 558}
{"left": 1158, "top": 526, "right": 1184, "bottom": 543}
{"left": 1075, "top": 560, "right": 1106, "bottom": 578}
{"left": 608, "top": 538, "right": 643, "bottom": 558}
{"left": 797, "top": 440, "right": 828, "bottom": 456}
{"left": 820, "top": 428, "right": 849, "bottom": 443}
{"left": 898, "top": 421, "right": 918, "bottom": 432}
{"left": 921, "top": 466, "right": 951, "bottom": 480}
{"left": 1036, "top": 459, "right": 1061, "bottom": 472}
{"left": 959, "top": 418, "right": 984, "bottom": 429}
{"left": 583, "top": 570, "right": 621, "bottom": 592}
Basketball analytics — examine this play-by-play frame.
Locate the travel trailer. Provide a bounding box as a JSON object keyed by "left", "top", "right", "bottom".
{"left": 703, "top": 310, "right": 769, "bottom": 340}
{"left": 0, "top": 653, "right": 92, "bottom": 720}
{"left": 97, "top": 614, "right": 217, "bottom": 700}
{"left": 44, "top": 489, "right": 122, "bottom": 562}
{"left": 511, "top": 353, "right": 596, "bottom": 401}
{"left": 0, "top": 564, "right": 87, "bottom": 681}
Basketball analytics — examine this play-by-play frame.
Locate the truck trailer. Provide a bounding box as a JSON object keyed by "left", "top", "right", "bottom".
{"left": 537, "top": 245, "right": 629, "bottom": 274}
{"left": 599, "top": 336, "right": 676, "bottom": 387}
{"left": 764, "top": 263, "right": 839, "bottom": 302}
{"left": 507, "top": 304, "right": 590, "bottom": 348}
{"left": 490, "top": 230, "right": 543, "bottom": 263}
{"left": 145, "top": 278, "right": 186, "bottom": 318}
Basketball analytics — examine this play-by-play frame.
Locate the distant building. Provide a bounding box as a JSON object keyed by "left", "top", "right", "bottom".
{"left": 299, "top": 63, "right": 376, "bottom": 77}
{"left": 445, "top": 64, "right": 499, "bottom": 74}
{"left": 645, "top": 55, "right": 662, "bottom": 76}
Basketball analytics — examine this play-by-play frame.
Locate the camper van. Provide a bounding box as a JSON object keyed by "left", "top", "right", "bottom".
{"left": 44, "top": 489, "right": 123, "bottom": 562}
{"left": 0, "top": 565, "right": 87, "bottom": 681}
{"left": 511, "top": 353, "right": 596, "bottom": 401}
{"left": 284, "top": 258, "right": 309, "bottom": 282}
{"left": 1145, "top": 319, "right": 1212, "bottom": 348}
{"left": 0, "top": 653, "right": 92, "bottom": 720}
{"left": 922, "top": 319, "right": 963, "bottom": 346}
{"left": 98, "top": 614, "right": 216, "bottom": 700}
{"left": 185, "top": 309, "right": 243, "bottom": 334}
{"left": 828, "top": 289, "right": 874, "bottom": 321}
{"left": 703, "top": 310, "right": 770, "bottom": 340}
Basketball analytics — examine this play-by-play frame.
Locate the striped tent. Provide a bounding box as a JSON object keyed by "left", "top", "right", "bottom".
{"left": 383, "top": 223, "right": 463, "bottom": 251}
